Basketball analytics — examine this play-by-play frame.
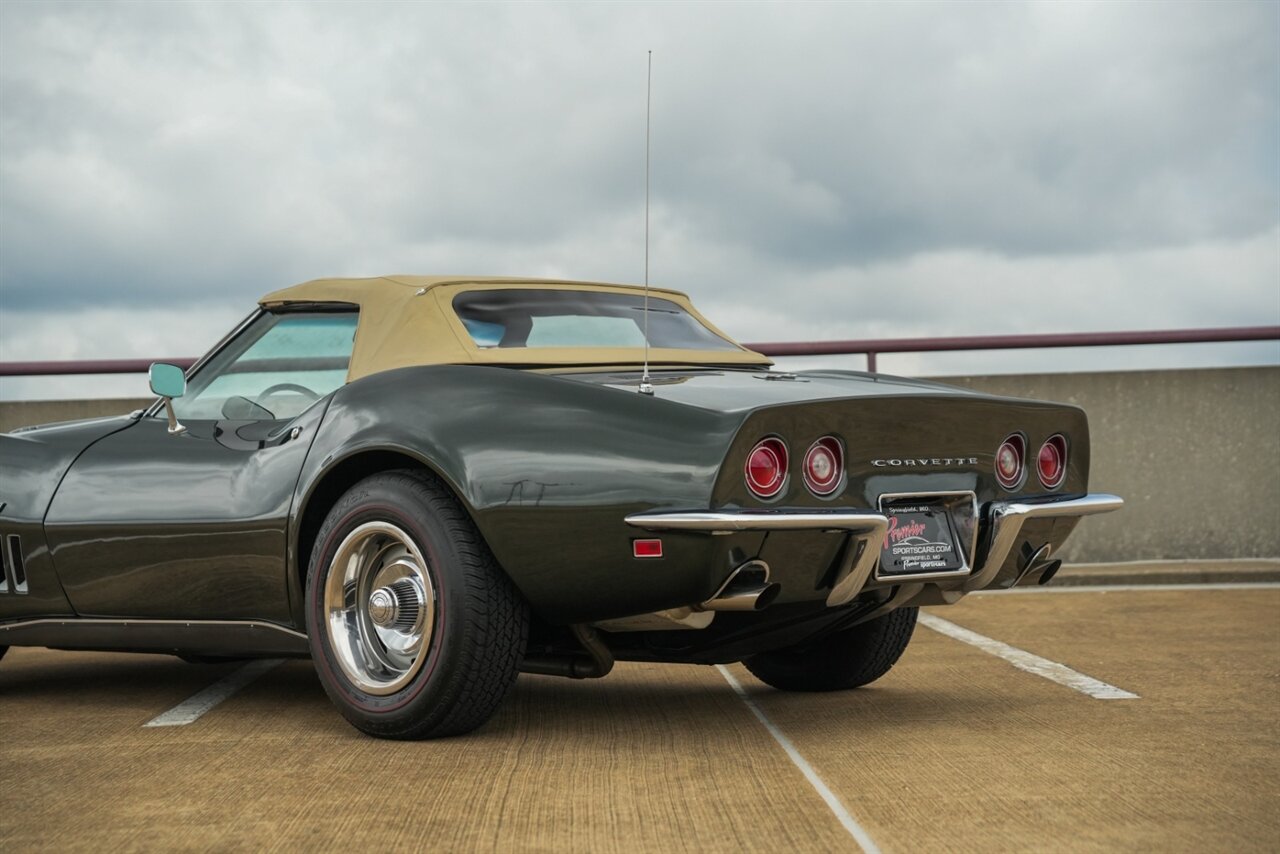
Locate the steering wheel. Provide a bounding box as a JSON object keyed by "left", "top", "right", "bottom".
{"left": 256, "top": 382, "right": 321, "bottom": 405}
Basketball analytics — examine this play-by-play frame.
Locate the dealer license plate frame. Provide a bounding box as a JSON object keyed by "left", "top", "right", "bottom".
{"left": 875, "top": 491, "right": 980, "bottom": 583}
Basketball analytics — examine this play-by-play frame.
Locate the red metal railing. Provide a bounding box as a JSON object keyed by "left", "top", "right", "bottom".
{"left": 0, "top": 325, "right": 1277, "bottom": 377}
{"left": 0, "top": 357, "right": 199, "bottom": 377}
{"left": 747, "top": 326, "right": 1280, "bottom": 372}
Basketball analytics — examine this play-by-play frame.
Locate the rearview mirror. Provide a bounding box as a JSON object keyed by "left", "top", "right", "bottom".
{"left": 149, "top": 363, "right": 187, "bottom": 399}
{"left": 149, "top": 363, "right": 187, "bottom": 435}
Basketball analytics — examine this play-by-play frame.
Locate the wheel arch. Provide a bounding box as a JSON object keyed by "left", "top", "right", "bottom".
{"left": 289, "top": 444, "right": 477, "bottom": 626}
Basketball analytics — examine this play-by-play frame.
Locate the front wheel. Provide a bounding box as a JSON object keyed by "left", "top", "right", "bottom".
{"left": 306, "top": 469, "right": 529, "bottom": 739}
{"left": 744, "top": 606, "right": 918, "bottom": 692}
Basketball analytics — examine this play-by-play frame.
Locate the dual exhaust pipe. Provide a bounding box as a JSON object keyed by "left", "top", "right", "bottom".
{"left": 699, "top": 560, "right": 780, "bottom": 612}
{"left": 527, "top": 560, "right": 777, "bottom": 680}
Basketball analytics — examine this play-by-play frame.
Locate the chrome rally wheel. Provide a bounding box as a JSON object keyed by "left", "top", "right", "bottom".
{"left": 306, "top": 469, "right": 529, "bottom": 740}
{"left": 324, "top": 521, "right": 436, "bottom": 696}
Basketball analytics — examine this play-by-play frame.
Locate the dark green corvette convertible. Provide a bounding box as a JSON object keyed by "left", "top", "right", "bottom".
{"left": 0, "top": 276, "right": 1121, "bottom": 739}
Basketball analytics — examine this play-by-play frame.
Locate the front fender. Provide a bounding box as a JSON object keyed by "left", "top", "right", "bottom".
{"left": 0, "top": 415, "right": 137, "bottom": 619}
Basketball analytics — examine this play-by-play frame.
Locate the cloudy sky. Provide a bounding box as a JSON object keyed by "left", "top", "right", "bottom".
{"left": 1, "top": 0, "right": 1277, "bottom": 399}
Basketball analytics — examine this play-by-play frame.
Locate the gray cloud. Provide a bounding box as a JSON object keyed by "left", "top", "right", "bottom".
{"left": 0, "top": 0, "right": 1277, "bottom": 385}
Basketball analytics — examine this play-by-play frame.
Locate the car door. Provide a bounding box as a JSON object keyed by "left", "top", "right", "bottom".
{"left": 44, "top": 308, "right": 358, "bottom": 623}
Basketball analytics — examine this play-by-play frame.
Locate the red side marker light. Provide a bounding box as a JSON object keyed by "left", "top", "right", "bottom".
{"left": 633, "top": 539, "right": 663, "bottom": 559}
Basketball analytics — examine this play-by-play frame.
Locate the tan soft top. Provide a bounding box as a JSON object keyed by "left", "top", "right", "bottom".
{"left": 259, "top": 275, "right": 771, "bottom": 382}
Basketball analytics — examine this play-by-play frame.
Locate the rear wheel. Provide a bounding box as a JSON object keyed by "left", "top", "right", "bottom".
{"left": 306, "top": 469, "right": 529, "bottom": 739}
{"left": 744, "top": 606, "right": 918, "bottom": 692}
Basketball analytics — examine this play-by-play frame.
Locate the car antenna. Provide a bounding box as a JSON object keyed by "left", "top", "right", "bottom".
{"left": 638, "top": 49, "right": 655, "bottom": 396}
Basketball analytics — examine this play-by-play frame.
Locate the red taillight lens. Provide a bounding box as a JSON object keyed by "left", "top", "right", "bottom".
{"left": 633, "top": 539, "right": 663, "bottom": 558}
{"left": 803, "top": 437, "right": 844, "bottom": 496}
{"left": 1038, "top": 434, "right": 1067, "bottom": 489}
{"left": 995, "top": 433, "right": 1026, "bottom": 490}
{"left": 745, "top": 437, "right": 788, "bottom": 499}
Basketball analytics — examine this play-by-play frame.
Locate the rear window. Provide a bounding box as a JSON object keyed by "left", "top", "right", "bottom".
{"left": 452, "top": 289, "right": 740, "bottom": 351}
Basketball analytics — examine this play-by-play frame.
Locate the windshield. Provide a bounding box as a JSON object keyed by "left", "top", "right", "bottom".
{"left": 452, "top": 289, "right": 740, "bottom": 351}
{"left": 172, "top": 311, "right": 358, "bottom": 421}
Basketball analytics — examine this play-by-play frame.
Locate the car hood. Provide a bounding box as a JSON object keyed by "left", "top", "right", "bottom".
{"left": 1, "top": 414, "right": 140, "bottom": 519}
{"left": 6, "top": 413, "right": 139, "bottom": 439}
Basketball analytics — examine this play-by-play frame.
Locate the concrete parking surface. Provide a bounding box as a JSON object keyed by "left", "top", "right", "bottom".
{"left": 2, "top": 584, "right": 1277, "bottom": 853}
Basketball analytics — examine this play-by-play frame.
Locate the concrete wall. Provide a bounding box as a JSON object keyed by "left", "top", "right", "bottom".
{"left": 2, "top": 366, "right": 1277, "bottom": 561}
{"left": 0, "top": 398, "right": 151, "bottom": 434}
{"left": 937, "top": 367, "right": 1279, "bottom": 562}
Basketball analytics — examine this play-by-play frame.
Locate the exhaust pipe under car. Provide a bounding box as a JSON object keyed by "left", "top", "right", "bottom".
{"left": 700, "top": 560, "right": 780, "bottom": 611}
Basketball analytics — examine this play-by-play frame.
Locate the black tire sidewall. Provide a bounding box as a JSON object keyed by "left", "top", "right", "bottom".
{"left": 306, "top": 481, "right": 467, "bottom": 727}
{"left": 745, "top": 606, "right": 918, "bottom": 692}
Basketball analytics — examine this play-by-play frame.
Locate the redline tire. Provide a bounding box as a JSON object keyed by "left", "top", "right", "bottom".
{"left": 305, "top": 469, "right": 529, "bottom": 739}
{"left": 744, "top": 606, "right": 918, "bottom": 692}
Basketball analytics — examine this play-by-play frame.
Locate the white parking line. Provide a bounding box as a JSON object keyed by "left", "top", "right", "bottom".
{"left": 145, "top": 658, "right": 284, "bottom": 727}
{"left": 918, "top": 613, "right": 1139, "bottom": 700}
{"left": 716, "top": 664, "right": 881, "bottom": 854}
{"left": 975, "top": 582, "right": 1280, "bottom": 595}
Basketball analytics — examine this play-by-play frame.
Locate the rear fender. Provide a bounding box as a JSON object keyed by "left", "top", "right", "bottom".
{"left": 292, "top": 365, "right": 749, "bottom": 624}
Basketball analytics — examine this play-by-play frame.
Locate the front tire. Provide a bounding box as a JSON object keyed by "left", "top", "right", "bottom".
{"left": 744, "top": 606, "right": 918, "bottom": 692}
{"left": 306, "top": 469, "right": 529, "bottom": 739}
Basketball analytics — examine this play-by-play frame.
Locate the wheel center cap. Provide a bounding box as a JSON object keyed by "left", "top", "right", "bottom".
{"left": 368, "top": 588, "right": 399, "bottom": 627}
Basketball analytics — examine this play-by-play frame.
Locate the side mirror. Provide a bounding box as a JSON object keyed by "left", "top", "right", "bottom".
{"left": 148, "top": 363, "right": 187, "bottom": 399}
{"left": 148, "top": 363, "right": 188, "bottom": 435}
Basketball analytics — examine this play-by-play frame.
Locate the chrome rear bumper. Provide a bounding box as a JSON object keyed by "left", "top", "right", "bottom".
{"left": 625, "top": 492, "right": 1123, "bottom": 607}
{"left": 962, "top": 493, "right": 1124, "bottom": 591}
{"left": 623, "top": 510, "right": 889, "bottom": 607}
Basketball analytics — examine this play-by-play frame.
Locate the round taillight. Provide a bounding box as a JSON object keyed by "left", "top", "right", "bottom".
{"left": 995, "top": 433, "right": 1026, "bottom": 490}
{"left": 745, "top": 438, "right": 788, "bottom": 499}
{"left": 1038, "top": 434, "right": 1068, "bottom": 489}
{"left": 803, "top": 437, "right": 844, "bottom": 496}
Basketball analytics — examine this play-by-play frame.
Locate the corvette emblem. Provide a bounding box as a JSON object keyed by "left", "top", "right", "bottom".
{"left": 871, "top": 457, "right": 978, "bottom": 468}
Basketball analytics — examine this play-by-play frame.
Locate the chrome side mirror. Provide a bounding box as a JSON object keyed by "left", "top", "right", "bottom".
{"left": 148, "top": 363, "right": 188, "bottom": 435}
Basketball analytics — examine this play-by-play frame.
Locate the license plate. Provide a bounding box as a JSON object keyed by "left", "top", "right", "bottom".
{"left": 879, "top": 499, "right": 966, "bottom": 576}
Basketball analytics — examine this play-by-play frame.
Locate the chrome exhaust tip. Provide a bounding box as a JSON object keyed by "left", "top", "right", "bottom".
{"left": 700, "top": 560, "right": 780, "bottom": 612}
